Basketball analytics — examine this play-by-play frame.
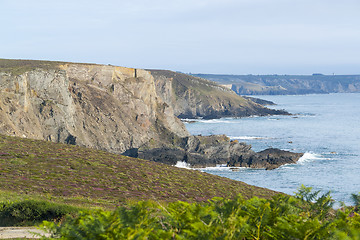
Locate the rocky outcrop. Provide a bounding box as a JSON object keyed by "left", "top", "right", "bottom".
{"left": 192, "top": 73, "right": 360, "bottom": 95}
{"left": 0, "top": 59, "right": 300, "bottom": 170}
{"left": 150, "top": 70, "right": 288, "bottom": 119}
{"left": 0, "top": 59, "right": 189, "bottom": 153}
{"left": 125, "top": 135, "right": 303, "bottom": 170}
{"left": 227, "top": 147, "right": 303, "bottom": 170}
{"left": 242, "top": 96, "right": 275, "bottom": 106}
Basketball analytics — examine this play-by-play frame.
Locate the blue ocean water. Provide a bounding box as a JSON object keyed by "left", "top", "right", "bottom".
{"left": 184, "top": 93, "right": 360, "bottom": 205}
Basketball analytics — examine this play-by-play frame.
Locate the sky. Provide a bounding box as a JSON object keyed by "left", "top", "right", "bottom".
{"left": 1, "top": 0, "right": 360, "bottom": 75}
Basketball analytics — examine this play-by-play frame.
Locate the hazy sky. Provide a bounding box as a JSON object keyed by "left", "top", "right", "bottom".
{"left": 1, "top": 0, "right": 360, "bottom": 74}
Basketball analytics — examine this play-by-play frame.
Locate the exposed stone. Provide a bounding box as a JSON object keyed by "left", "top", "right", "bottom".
{"left": 127, "top": 135, "right": 303, "bottom": 170}
{"left": 0, "top": 61, "right": 189, "bottom": 154}
{"left": 150, "top": 70, "right": 289, "bottom": 119}
{"left": 0, "top": 59, "right": 301, "bottom": 170}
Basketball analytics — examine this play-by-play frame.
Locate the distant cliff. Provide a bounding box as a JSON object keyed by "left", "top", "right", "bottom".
{"left": 150, "top": 70, "right": 287, "bottom": 119}
{"left": 193, "top": 74, "right": 360, "bottom": 95}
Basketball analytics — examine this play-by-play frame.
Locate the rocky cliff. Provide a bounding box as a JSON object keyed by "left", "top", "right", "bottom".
{"left": 0, "top": 59, "right": 299, "bottom": 169}
{"left": 193, "top": 74, "right": 360, "bottom": 95}
{"left": 0, "top": 59, "right": 188, "bottom": 154}
{"left": 150, "top": 70, "right": 288, "bottom": 119}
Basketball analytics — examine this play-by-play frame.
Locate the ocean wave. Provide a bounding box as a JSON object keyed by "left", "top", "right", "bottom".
{"left": 229, "top": 136, "right": 269, "bottom": 140}
{"left": 297, "top": 152, "right": 324, "bottom": 164}
{"left": 182, "top": 118, "right": 238, "bottom": 124}
{"left": 174, "top": 161, "right": 191, "bottom": 169}
{"left": 278, "top": 164, "right": 296, "bottom": 170}
{"left": 197, "top": 119, "right": 237, "bottom": 124}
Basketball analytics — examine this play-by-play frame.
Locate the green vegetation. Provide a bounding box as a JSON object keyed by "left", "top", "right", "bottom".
{"left": 40, "top": 186, "right": 360, "bottom": 239}
{"left": 0, "top": 58, "right": 98, "bottom": 75}
{"left": 0, "top": 58, "right": 63, "bottom": 75}
{"left": 0, "top": 133, "right": 278, "bottom": 211}
{"left": 0, "top": 199, "right": 82, "bottom": 226}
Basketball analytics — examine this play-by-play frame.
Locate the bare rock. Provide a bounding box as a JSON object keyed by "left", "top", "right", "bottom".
{"left": 150, "top": 70, "right": 289, "bottom": 119}
{"left": 0, "top": 60, "right": 189, "bottom": 154}
{"left": 128, "top": 136, "right": 303, "bottom": 170}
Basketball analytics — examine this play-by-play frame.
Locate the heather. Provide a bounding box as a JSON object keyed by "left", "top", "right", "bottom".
{"left": 0, "top": 134, "right": 277, "bottom": 210}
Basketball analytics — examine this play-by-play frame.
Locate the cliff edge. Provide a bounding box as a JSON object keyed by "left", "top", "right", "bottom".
{"left": 150, "top": 70, "right": 288, "bottom": 119}
{"left": 0, "top": 59, "right": 298, "bottom": 169}
{"left": 0, "top": 59, "right": 188, "bottom": 154}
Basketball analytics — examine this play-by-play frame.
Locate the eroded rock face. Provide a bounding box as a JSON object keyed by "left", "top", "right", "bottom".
{"left": 0, "top": 62, "right": 189, "bottom": 153}
{"left": 0, "top": 59, "right": 301, "bottom": 170}
{"left": 150, "top": 70, "right": 288, "bottom": 119}
{"left": 127, "top": 136, "right": 303, "bottom": 170}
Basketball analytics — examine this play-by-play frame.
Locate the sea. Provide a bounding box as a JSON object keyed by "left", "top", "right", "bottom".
{"left": 183, "top": 93, "right": 360, "bottom": 205}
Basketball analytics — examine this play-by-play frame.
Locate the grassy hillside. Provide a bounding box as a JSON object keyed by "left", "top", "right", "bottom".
{"left": 0, "top": 58, "right": 64, "bottom": 75}
{"left": 0, "top": 134, "right": 278, "bottom": 209}
{"left": 0, "top": 58, "right": 99, "bottom": 75}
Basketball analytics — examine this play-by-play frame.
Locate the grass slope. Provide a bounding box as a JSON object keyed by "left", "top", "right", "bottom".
{"left": 0, "top": 58, "right": 99, "bottom": 75}
{"left": 0, "top": 134, "right": 278, "bottom": 209}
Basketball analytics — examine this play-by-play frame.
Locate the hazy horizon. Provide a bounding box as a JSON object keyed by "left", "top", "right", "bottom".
{"left": 1, "top": 0, "right": 360, "bottom": 75}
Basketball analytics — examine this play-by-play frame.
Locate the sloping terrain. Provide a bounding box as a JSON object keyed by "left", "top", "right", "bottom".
{"left": 0, "top": 134, "right": 278, "bottom": 208}
{"left": 151, "top": 70, "right": 287, "bottom": 119}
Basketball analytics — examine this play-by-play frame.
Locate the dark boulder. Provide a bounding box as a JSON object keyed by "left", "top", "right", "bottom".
{"left": 125, "top": 136, "right": 303, "bottom": 170}
{"left": 228, "top": 148, "right": 303, "bottom": 170}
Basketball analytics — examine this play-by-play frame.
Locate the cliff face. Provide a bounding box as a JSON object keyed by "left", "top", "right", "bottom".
{"left": 0, "top": 60, "right": 189, "bottom": 153}
{"left": 0, "top": 59, "right": 299, "bottom": 170}
{"left": 150, "top": 70, "right": 288, "bottom": 119}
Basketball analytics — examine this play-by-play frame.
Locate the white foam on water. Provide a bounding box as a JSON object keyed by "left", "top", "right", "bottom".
{"left": 181, "top": 118, "right": 201, "bottom": 122}
{"left": 174, "top": 161, "right": 191, "bottom": 169}
{"left": 182, "top": 118, "right": 233, "bottom": 124}
{"left": 297, "top": 152, "right": 324, "bottom": 164}
{"left": 229, "top": 136, "right": 269, "bottom": 140}
{"left": 197, "top": 119, "right": 235, "bottom": 124}
{"left": 278, "top": 164, "right": 296, "bottom": 170}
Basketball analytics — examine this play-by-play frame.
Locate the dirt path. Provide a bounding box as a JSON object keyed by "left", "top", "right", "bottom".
{"left": 0, "top": 227, "right": 50, "bottom": 239}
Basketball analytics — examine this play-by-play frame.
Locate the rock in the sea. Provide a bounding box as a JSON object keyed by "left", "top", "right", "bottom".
{"left": 126, "top": 135, "right": 303, "bottom": 170}
{"left": 228, "top": 148, "right": 303, "bottom": 170}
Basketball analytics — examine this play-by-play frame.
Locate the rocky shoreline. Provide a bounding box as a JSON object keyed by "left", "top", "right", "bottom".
{"left": 124, "top": 135, "right": 303, "bottom": 170}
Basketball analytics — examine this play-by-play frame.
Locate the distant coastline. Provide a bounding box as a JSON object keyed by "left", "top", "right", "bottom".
{"left": 192, "top": 73, "right": 360, "bottom": 95}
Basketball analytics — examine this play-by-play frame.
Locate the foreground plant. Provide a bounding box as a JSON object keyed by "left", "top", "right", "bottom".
{"left": 40, "top": 187, "right": 360, "bottom": 240}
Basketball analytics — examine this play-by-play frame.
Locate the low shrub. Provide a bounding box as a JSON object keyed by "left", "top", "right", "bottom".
{"left": 0, "top": 199, "right": 82, "bottom": 226}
